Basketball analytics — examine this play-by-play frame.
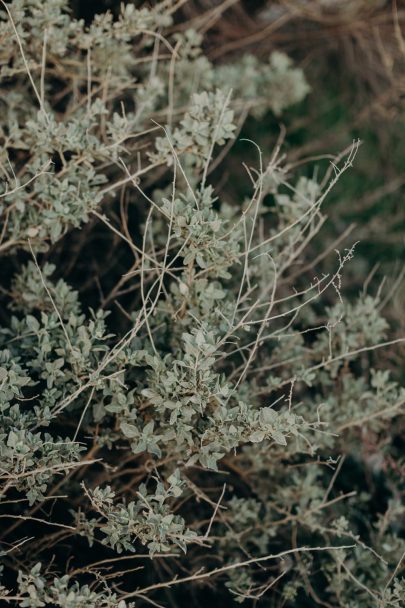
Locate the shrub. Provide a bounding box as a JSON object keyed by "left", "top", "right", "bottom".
{"left": 0, "top": 1, "right": 403, "bottom": 606}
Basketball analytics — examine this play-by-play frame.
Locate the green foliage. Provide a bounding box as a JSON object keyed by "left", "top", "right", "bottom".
{"left": 13, "top": 562, "right": 132, "bottom": 607}
{"left": 86, "top": 471, "right": 197, "bottom": 555}
{"left": 0, "top": 1, "right": 403, "bottom": 607}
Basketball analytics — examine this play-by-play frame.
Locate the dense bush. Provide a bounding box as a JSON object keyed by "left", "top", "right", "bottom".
{"left": 0, "top": 1, "right": 403, "bottom": 606}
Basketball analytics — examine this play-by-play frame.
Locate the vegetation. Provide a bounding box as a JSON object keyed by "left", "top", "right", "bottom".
{"left": 0, "top": 1, "right": 403, "bottom": 606}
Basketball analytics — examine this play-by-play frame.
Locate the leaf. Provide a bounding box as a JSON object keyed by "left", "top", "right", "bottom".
{"left": 7, "top": 430, "right": 18, "bottom": 448}
{"left": 271, "top": 430, "right": 287, "bottom": 446}
{"left": 260, "top": 407, "right": 278, "bottom": 424}
{"left": 26, "top": 315, "right": 40, "bottom": 333}
{"left": 249, "top": 430, "right": 266, "bottom": 443}
{"left": 120, "top": 422, "right": 139, "bottom": 439}
{"left": 195, "top": 330, "right": 205, "bottom": 347}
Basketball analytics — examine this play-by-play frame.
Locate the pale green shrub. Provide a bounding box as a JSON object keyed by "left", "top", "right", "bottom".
{"left": 0, "top": 1, "right": 403, "bottom": 607}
